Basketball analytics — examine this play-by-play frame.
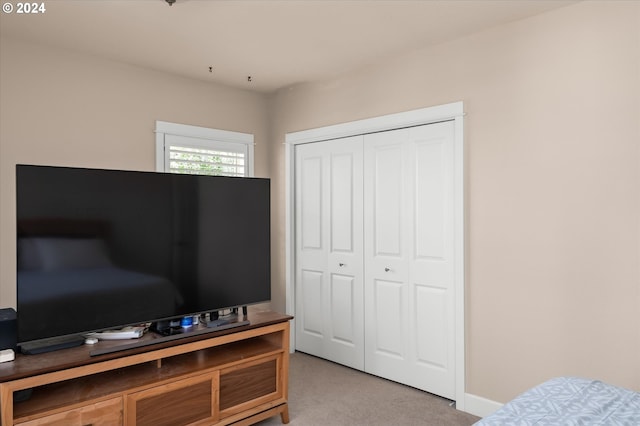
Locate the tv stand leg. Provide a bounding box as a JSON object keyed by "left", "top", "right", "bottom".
{"left": 280, "top": 404, "right": 290, "bottom": 424}
{"left": 242, "top": 306, "right": 248, "bottom": 317}
{"left": 211, "top": 311, "right": 219, "bottom": 321}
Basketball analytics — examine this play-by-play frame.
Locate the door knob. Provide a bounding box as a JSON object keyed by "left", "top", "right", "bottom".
{"left": 339, "top": 263, "right": 345, "bottom": 267}
{"left": 384, "top": 267, "right": 391, "bottom": 272}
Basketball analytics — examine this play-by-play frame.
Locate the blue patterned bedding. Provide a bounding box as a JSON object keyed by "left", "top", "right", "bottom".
{"left": 475, "top": 377, "right": 640, "bottom": 425}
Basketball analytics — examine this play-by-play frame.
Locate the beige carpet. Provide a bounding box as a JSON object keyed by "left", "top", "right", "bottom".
{"left": 256, "top": 352, "right": 480, "bottom": 426}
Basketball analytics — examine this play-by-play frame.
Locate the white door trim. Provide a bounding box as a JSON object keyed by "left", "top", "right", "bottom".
{"left": 284, "top": 101, "right": 465, "bottom": 409}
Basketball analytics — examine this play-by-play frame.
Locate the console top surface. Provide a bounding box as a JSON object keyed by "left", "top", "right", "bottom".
{"left": 0, "top": 310, "right": 292, "bottom": 383}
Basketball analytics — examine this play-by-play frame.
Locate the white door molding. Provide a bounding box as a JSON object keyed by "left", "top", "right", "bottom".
{"left": 284, "top": 101, "right": 465, "bottom": 409}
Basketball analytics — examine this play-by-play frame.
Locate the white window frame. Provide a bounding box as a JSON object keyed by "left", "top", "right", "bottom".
{"left": 155, "top": 121, "right": 254, "bottom": 177}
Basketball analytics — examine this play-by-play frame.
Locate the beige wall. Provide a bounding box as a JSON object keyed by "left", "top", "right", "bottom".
{"left": 0, "top": 37, "right": 270, "bottom": 308}
{"left": 267, "top": 1, "right": 640, "bottom": 403}
{"left": 1, "top": 0, "right": 638, "bottom": 408}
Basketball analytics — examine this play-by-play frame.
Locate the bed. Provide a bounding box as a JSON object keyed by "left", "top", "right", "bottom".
{"left": 475, "top": 377, "right": 640, "bottom": 425}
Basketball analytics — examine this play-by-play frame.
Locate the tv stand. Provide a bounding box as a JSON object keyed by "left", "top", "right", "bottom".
{"left": 0, "top": 311, "right": 292, "bottom": 426}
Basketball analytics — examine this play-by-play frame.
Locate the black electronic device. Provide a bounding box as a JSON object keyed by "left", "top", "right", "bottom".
{"left": 0, "top": 308, "right": 17, "bottom": 351}
{"left": 15, "top": 164, "right": 271, "bottom": 353}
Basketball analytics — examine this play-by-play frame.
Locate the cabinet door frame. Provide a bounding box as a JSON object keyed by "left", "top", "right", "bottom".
{"left": 218, "top": 354, "right": 284, "bottom": 419}
{"left": 284, "top": 101, "right": 465, "bottom": 409}
{"left": 126, "top": 373, "right": 218, "bottom": 426}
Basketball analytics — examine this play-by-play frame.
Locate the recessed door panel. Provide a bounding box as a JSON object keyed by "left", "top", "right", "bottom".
{"left": 372, "top": 144, "right": 403, "bottom": 257}
{"left": 300, "top": 270, "right": 323, "bottom": 337}
{"left": 414, "top": 284, "right": 448, "bottom": 369}
{"left": 331, "top": 152, "right": 356, "bottom": 253}
{"left": 414, "top": 139, "right": 447, "bottom": 260}
{"left": 373, "top": 279, "right": 404, "bottom": 358}
{"left": 330, "top": 274, "right": 356, "bottom": 344}
{"left": 300, "top": 156, "right": 323, "bottom": 250}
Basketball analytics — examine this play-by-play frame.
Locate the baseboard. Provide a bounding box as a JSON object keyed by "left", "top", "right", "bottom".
{"left": 462, "top": 393, "right": 503, "bottom": 418}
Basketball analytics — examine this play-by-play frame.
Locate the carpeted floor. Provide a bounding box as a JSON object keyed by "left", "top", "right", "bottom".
{"left": 256, "top": 352, "right": 480, "bottom": 426}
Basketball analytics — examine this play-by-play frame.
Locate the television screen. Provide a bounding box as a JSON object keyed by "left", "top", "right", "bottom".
{"left": 16, "top": 164, "right": 270, "bottom": 346}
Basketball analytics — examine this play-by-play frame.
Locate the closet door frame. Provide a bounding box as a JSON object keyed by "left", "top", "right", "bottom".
{"left": 285, "top": 101, "right": 465, "bottom": 409}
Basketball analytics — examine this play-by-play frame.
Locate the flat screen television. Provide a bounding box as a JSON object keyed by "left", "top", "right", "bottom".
{"left": 15, "top": 164, "right": 270, "bottom": 353}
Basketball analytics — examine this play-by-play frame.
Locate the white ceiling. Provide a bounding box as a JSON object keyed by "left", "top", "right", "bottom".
{"left": 0, "top": 0, "right": 577, "bottom": 93}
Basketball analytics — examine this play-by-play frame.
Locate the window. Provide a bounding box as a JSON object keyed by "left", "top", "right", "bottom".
{"left": 167, "top": 144, "right": 245, "bottom": 177}
{"left": 155, "top": 121, "right": 254, "bottom": 177}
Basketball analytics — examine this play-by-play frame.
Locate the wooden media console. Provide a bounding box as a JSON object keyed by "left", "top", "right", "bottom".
{"left": 0, "top": 311, "right": 292, "bottom": 426}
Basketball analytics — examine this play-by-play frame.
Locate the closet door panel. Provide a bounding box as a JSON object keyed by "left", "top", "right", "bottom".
{"left": 325, "top": 143, "right": 364, "bottom": 365}
{"left": 364, "top": 121, "right": 456, "bottom": 399}
{"left": 296, "top": 147, "right": 329, "bottom": 353}
{"left": 295, "top": 136, "right": 364, "bottom": 370}
{"left": 294, "top": 118, "right": 457, "bottom": 400}
{"left": 407, "top": 122, "right": 456, "bottom": 399}
{"left": 364, "top": 129, "right": 411, "bottom": 384}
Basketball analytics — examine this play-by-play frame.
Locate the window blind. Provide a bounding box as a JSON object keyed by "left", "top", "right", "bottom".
{"left": 168, "top": 145, "right": 246, "bottom": 177}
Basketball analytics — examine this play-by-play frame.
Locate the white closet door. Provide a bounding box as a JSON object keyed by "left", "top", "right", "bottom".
{"left": 364, "top": 121, "right": 456, "bottom": 399}
{"left": 294, "top": 136, "right": 365, "bottom": 370}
